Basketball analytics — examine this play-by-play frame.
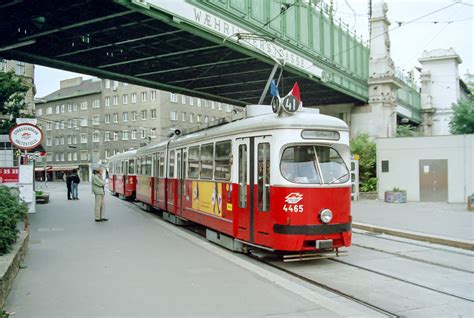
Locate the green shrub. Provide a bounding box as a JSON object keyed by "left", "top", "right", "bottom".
{"left": 350, "top": 133, "right": 377, "bottom": 192}
{"left": 0, "top": 186, "right": 27, "bottom": 255}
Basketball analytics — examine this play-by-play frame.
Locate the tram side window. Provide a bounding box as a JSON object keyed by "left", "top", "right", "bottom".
{"left": 122, "top": 161, "right": 127, "bottom": 175}
{"left": 169, "top": 150, "right": 175, "bottom": 178}
{"left": 215, "top": 140, "right": 231, "bottom": 180}
{"left": 136, "top": 158, "right": 142, "bottom": 176}
{"left": 129, "top": 159, "right": 135, "bottom": 175}
{"left": 258, "top": 143, "right": 270, "bottom": 212}
{"left": 188, "top": 146, "right": 200, "bottom": 179}
{"left": 159, "top": 152, "right": 165, "bottom": 178}
{"left": 238, "top": 144, "right": 247, "bottom": 208}
{"left": 145, "top": 156, "right": 152, "bottom": 176}
{"left": 200, "top": 143, "right": 214, "bottom": 179}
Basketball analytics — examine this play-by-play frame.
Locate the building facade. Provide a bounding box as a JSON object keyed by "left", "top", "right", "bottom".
{"left": 35, "top": 77, "right": 238, "bottom": 181}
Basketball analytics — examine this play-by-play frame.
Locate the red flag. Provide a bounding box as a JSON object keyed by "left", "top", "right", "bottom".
{"left": 290, "top": 82, "right": 301, "bottom": 102}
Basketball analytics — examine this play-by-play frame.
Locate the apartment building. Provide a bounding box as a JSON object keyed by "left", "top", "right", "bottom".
{"left": 35, "top": 77, "right": 237, "bottom": 181}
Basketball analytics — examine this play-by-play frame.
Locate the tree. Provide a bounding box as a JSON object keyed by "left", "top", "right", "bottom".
{"left": 0, "top": 71, "right": 29, "bottom": 134}
{"left": 350, "top": 133, "right": 377, "bottom": 192}
{"left": 449, "top": 96, "right": 474, "bottom": 134}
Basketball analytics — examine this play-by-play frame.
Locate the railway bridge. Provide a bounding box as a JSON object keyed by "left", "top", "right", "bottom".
{"left": 0, "top": 0, "right": 421, "bottom": 134}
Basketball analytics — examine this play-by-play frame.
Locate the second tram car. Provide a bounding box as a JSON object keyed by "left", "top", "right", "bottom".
{"left": 108, "top": 150, "right": 137, "bottom": 200}
{"left": 108, "top": 105, "right": 352, "bottom": 254}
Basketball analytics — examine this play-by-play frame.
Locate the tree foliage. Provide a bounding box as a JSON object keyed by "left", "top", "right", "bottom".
{"left": 350, "top": 133, "right": 377, "bottom": 192}
{"left": 396, "top": 125, "right": 419, "bottom": 137}
{"left": 449, "top": 96, "right": 474, "bottom": 134}
{"left": 0, "top": 71, "right": 29, "bottom": 134}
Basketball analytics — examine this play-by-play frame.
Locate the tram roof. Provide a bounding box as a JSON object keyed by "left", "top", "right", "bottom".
{"left": 108, "top": 149, "right": 137, "bottom": 162}
{"left": 136, "top": 107, "right": 348, "bottom": 156}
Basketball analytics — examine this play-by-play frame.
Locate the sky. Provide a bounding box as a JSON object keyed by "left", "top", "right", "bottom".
{"left": 35, "top": 0, "right": 473, "bottom": 98}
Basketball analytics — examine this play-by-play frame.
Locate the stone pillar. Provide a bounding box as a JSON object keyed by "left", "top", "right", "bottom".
{"left": 351, "top": 0, "right": 401, "bottom": 138}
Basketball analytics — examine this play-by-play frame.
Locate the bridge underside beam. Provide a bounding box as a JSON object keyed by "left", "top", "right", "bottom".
{"left": 0, "top": 0, "right": 363, "bottom": 106}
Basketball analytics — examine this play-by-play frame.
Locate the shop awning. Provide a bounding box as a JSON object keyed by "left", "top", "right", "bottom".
{"left": 35, "top": 166, "right": 78, "bottom": 172}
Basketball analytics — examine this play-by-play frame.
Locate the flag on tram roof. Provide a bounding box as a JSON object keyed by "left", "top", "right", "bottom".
{"left": 270, "top": 80, "right": 279, "bottom": 97}
{"left": 290, "top": 82, "right": 301, "bottom": 103}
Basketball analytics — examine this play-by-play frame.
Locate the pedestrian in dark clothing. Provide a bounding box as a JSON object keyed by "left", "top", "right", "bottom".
{"left": 66, "top": 172, "right": 72, "bottom": 200}
{"left": 70, "top": 169, "right": 80, "bottom": 200}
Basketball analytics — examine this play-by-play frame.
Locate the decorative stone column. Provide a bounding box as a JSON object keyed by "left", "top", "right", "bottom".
{"left": 351, "top": 1, "right": 401, "bottom": 138}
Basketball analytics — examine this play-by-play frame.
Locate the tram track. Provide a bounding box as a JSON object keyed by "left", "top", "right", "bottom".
{"left": 251, "top": 254, "right": 400, "bottom": 318}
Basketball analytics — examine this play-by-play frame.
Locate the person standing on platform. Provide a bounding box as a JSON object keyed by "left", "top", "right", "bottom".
{"left": 92, "top": 169, "right": 107, "bottom": 222}
{"left": 70, "top": 169, "right": 80, "bottom": 200}
{"left": 66, "top": 172, "right": 72, "bottom": 200}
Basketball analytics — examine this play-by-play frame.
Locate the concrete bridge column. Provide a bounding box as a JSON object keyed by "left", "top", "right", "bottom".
{"left": 351, "top": 1, "right": 400, "bottom": 138}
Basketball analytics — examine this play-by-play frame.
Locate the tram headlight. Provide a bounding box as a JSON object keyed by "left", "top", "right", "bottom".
{"left": 319, "top": 209, "right": 333, "bottom": 224}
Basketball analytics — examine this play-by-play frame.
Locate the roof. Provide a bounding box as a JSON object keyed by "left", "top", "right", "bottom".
{"left": 108, "top": 150, "right": 137, "bottom": 162}
{"left": 37, "top": 78, "right": 102, "bottom": 102}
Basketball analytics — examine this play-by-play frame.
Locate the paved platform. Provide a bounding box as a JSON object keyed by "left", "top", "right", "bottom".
{"left": 351, "top": 199, "right": 474, "bottom": 247}
{"left": 6, "top": 182, "right": 380, "bottom": 317}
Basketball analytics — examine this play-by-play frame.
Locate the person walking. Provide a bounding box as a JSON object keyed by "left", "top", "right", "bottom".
{"left": 66, "top": 172, "right": 72, "bottom": 200}
{"left": 92, "top": 169, "right": 107, "bottom": 222}
{"left": 70, "top": 169, "right": 80, "bottom": 200}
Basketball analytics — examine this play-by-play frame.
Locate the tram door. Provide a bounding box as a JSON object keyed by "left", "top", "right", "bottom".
{"left": 236, "top": 136, "right": 272, "bottom": 246}
{"left": 176, "top": 148, "right": 187, "bottom": 216}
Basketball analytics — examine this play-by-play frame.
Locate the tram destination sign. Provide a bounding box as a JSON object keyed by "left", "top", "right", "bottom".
{"left": 9, "top": 123, "right": 43, "bottom": 150}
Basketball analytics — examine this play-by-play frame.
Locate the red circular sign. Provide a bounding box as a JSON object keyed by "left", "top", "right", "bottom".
{"left": 9, "top": 123, "right": 44, "bottom": 150}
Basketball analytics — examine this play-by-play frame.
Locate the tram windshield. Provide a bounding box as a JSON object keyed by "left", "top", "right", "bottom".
{"left": 280, "top": 145, "right": 349, "bottom": 184}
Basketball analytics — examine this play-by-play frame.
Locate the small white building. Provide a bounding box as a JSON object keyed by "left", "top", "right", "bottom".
{"left": 376, "top": 135, "right": 473, "bottom": 203}
{"left": 419, "top": 48, "right": 470, "bottom": 136}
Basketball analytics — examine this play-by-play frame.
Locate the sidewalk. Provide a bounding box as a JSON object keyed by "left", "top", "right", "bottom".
{"left": 6, "top": 183, "right": 375, "bottom": 317}
{"left": 352, "top": 199, "right": 474, "bottom": 242}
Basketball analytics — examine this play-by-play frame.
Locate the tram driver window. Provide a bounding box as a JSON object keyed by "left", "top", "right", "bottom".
{"left": 258, "top": 143, "right": 270, "bottom": 212}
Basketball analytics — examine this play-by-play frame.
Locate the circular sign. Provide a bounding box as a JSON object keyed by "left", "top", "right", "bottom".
{"left": 9, "top": 123, "right": 43, "bottom": 150}
{"left": 282, "top": 95, "right": 299, "bottom": 113}
{"left": 271, "top": 96, "right": 280, "bottom": 114}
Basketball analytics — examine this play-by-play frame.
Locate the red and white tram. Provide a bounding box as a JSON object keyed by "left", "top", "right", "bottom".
{"left": 108, "top": 150, "right": 137, "bottom": 200}
{"left": 109, "top": 105, "right": 352, "bottom": 253}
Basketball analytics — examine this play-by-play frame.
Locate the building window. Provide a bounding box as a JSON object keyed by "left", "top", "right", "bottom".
{"left": 46, "top": 138, "right": 52, "bottom": 146}
{"left": 61, "top": 153, "right": 65, "bottom": 162}
{"left": 80, "top": 118, "right": 87, "bottom": 127}
{"left": 204, "top": 115, "right": 209, "bottom": 124}
{"left": 113, "top": 95, "right": 119, "bottom": 106}
{"left": 73, "top": 135, "right": 77, "bottom": 144}
{"left": 141, "top": 129, "right": 146, "bottom": 139}
{"left": 80, "top": 101, "right": 88, "bottom": 110}
{"left": 181, "top": 95, "right": 186, "bottom": 104}
{"left": 104, "top": 132, "right": 110, "bottom": 141}
{"left": 141, "top": 110, "right": 147, "bottom": 120}
{"left": 197, "top": 99, "right": 201, "bottom": 107}
{"left": 141, "top": 92, "right": 147, "bottom": 102}
{"left": 382, "top": 160, "right": 389, "bottom": 173}
{"left": 92, "top": 115, "right": 100, "bottom": 125}
{"left": 189, "top": 97, "right": 194, "bottom": 106}
{"left": 131, "top": 93, "right": 137, "bottom": 104}
{"left": 150, "top": 128, "right": 156, "bottom": 138}
{"left": 55, "top": 122, "right": 59, "bottom": 130}
{"left": 112, "top": 132, "right": 118, "bottom": 141}
{"left": 60, "top": 120, "right": 65, "bottom": 129}
{"left": 81, "top": 133, "right": 87, "bottom": 144}
{"left": 170, "top": 93, "right": 177, "bottom": 103}
{"left": 67, "top": 136, "right": 72, "bottom": 144}
{"left": 105, "top": 150, "right": 110, "bottom": 159}
{"left": 182, "top": 112, "right": 186, "bottom": 122}
{"left": 15, "top": 62, "right": 25, "bottom": 75}
{"left": 122, "top": 112, "right": 128, "bottom": 122}
{"left": 189, "top": 113, "right": 194, "bottom": 123}
{"left": 67, "top": 153, "right": 72, "bottom": 161}
{"left": 56, "top": 105, "right": 60, "bottom": 114}
{"left": 131, "top": 130, "right": 137, "bottom": 140}
{"left": 92, "top": 99, "right": 101, "bottom": 108}
{"left": 197, "top": 114, "right": 202, "bottom": 123}
{"left": 104, "top": 114, "right": 111, "bottom": 123}
{"left": 47, "top": 107, "right": 52, "bottom": 115}
{"left": 60, "top": 136, "right": 65, "bottom": 145}
{"left": 170, "top": 110, "right": 177, "bottom": 121}
{"left": 113, "top": 113, "right": 118, "bottom": 123}
{"left": 211, "top": 101, "right": 215, "bottom": 110}
{"left": 122, "top": 94, "right": 128, "bottom": 104}
{"left": 81, "top": 151, "right": 88, "bottom": 161}
{"left": 218, "top": 102, "right": 222, "bottom": 110}
{"left": 60, "top": 104, "right": 65, "bottom": 113}
{"left": 122, "top": 130, "right": 129, "bottom": 140}
{"left": 46, "top": 153, "right": 52, "bottom": 162}
{"left": 105, "top": 80, "right": 111, "bottom": 89}
{"left": 67, "top": 104, "right": 72, "bottom": 112}
{"left": 73, "top": 152, "right": 78, "bottom": 161}
{"left": 73, "top": 103, "right": 78, "bottom": 111}
{"left": 151, "top": 109, "right": 156, "bottom": 119}
{"left": 93, "top": 131, "right": 100, "bottom": 143}
{"left": 68, "top": 119, "right": 73, "bottom": 128}
{"left": 105, "top": 97, "right": 111, "bottom": 107}
{"left": 132, "top": 111, "right": 137, "bottom": 121}
{"left": 54, "top": 137, "right": 59, "bottom": 146}
{"left": 150, "top": 90, "right": 156, "bottom": 101}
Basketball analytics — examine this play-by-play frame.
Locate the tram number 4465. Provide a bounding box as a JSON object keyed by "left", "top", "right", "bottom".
{"left": 283, "top": 204, "right": 304, "bottom": 213}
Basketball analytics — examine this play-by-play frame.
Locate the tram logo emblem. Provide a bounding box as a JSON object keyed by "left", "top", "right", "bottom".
{"left": 285, "top": 193, "right": 303, "bottom": 204}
